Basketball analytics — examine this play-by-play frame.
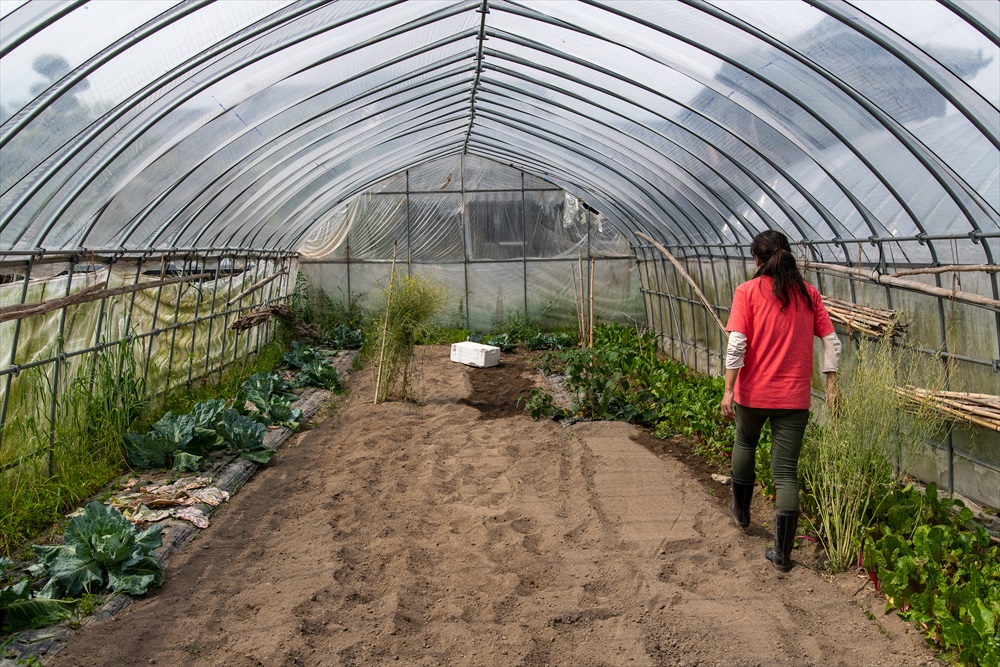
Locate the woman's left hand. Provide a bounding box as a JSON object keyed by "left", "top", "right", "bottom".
{"left": 721, "top": 389, "right": 736, "bottom": 420}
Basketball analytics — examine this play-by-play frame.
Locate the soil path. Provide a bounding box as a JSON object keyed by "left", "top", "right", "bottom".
{"left": 48, "top": 346, "right": 939, "bottom": 667}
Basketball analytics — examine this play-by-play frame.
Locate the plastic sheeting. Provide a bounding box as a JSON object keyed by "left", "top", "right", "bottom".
{"left": 299, "top": 154, "right": 642, "bottom": 328}
{"left": 0, "top": 257, "right": 290, "bottom": 457}
{"left": 0, "top": 1, "right": 994, "bottom": 265}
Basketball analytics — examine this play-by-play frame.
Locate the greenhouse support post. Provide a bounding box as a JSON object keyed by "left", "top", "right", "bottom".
{"left": 142, "top": 259, "right": 169, "bottom": 383}
{"left": 186, "top": 253, "right": 205, "bottom": 388}
{"left": 48, "top": 260, "right": 77, "bottom": 477}
{"left": 202, "top": 260, "right": 223, "bottom": 381}
{"left": 0, "top": 256, "right": 34, "bottom": 452}
{"left": 164, "top": 277, "right": 184, "bottom": 390}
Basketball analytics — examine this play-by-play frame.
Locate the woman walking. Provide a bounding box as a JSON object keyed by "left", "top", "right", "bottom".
{"left": 721, "top": 230, "right": 841, "bottom": 572}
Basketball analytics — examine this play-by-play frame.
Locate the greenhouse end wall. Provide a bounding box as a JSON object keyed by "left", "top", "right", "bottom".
{"left": 297, "top": 155, "right": 645, "bottom": 331}
{"left": 638, "top": 250, "right": 1000, "bottom": 510}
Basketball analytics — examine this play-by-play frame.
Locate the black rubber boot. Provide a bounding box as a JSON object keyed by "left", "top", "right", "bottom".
{"left": 729, "top": 480, "right": 753, "bottom": 531}
{"left": 765, "top": 511, "right": 799, "bottom": 572}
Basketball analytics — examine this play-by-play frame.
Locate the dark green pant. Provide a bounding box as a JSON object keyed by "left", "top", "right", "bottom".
{"left": 730, "top": 403, "right": 810, "bottom": 513}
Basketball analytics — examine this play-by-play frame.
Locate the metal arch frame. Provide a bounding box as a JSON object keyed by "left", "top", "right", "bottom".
{"left": 481, "top": 73, "right": 815, "bottom": 246}
{"left": 462, "top": 0, "right": 490, "bottom": 154}
{"left": 154, "top": 86, "right": 471, "bottom": 249}
{"left": 279, "top": 141, "right": 468, "bottom": 249}
{"left": 639, "top": 0, "right": 998, "bottom": 258}
{"left": 462, "top": 121, "right": 690, "bottom": 248}
{"left": 483, "top": 63, "right": 850, "bottom": 254}
{"left": 0, "top": 0, "right": 339, "bottom": 233}
{"left": 11, "top": 0, "right": 479, "bottom": 249}
{"left": 816, "top": 0, "right": 998, "bottom": 146}
{"left": 187, "top": 106, "right": 470, "bottom": 249}
{"left": 0, "top": 0, "right": 88, "bottom": 58}
{"left": 479, "top": 95, "right": 746, "bottom": 246}
{"left": 213, "top": 115, "right": 471, "bottom": 249}
{"left": 506, "top": 2, "right": 940, "bottom": 262}
{"left": 695, "top": 0, "right": 997, "bottom": 240}
{"left": 0, "top": 0, "right": 214, "bottom": 147}
{"left": 473, "top": 113, "right": 707, "bottom": 247}
{"left": 940, "top": 0, "right": 1000, "bottom": 47}
{"left": 137, "top": 52, "right": 479, "bottom": 247}
{"left": 481, "top": 49, "right": 883, "bottom": 263}
{"left": 463, "top": 142, "right": 634, "bottom": 230}
{"left": 482, "top": 31, "right": 895, "bottom": 254}
{"left": 265, "top": 141, "right": 468, "bottom": 248}
{"left": 280, "top": 143, "right": 465, "bottom": 249}
{"left": 487, "top": 75, "right": 811, "bottom": 243}
{"left": 61, "top": 25, "right": 481, "bottom": 249}
{"left": 117, "top": 63, "right": 477, "bottom": 247}
{"left": 196, "top": 107, "right": 472, "bottom": 248}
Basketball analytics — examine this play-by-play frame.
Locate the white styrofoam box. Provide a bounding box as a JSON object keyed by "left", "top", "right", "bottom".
{"left": 450, "top": 341, "right": 501, "bottom": 368}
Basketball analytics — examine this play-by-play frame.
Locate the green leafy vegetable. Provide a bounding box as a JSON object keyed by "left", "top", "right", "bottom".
{"left": 186, "top": 399, "right": 227, "bottom": 451}
{"left": 124, "top": 411, "right": 196, "bottom": 468}
{"left": 237, "top": 372, "right": 300, "bottom": 427}
{"left": 295, "top": 359, "right": 341, "bottom": 390}
{"left": 324, "top": 324, "right": 364, "bottom": 350}
{"left": 217, "top": 410, "right": 266, "bottom": 451}
{"left": 484, "top": 332, "right": 516, "bottom": 352}
{"left": 282, "top": 341, "right": 320, "bottom": 369}
{"left": 171, "top": 451, "right": 203, "bottom": 472}
{"left": 1, "top": 580, "right": 76, "bottom": 632}
{"left": 33, "top": 502, "right": 164, "bottom": 600}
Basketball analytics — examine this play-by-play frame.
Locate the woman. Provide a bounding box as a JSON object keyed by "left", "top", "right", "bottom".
{"left": 721, "top": 230, "right": 841, "bottom": 572}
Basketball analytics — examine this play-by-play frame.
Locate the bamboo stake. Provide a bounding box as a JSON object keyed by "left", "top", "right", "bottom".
{"left": 572, "top": 263, "right": 584, "bottom": 347}
{"left": 374, "top": 242, "right": 398, "bottom": 405}
{"left": 579, "top": 250, "right": 586, "bottom": 349}
{"left": 226, "top": 270, "right": 288, "bottom": 306}
{"left": 589, "top": 256, "right": 595, "bottom": 348}
{"left": 895, "top": 386, "right": 1000, "bottom": 432}
{"left": 804, "top": 261, "right": 1000, "bottom": 311}
{"left": 891, "top": 264, "right": 1000, "bottom": 278}
{"left": 635, "top": 232, "right": 726, "bottom": 335}
{"left": 0, "top": 273, "right": 214, "bottom": 323}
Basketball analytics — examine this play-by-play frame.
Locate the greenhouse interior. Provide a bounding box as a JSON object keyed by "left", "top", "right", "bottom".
{"left": 0, "top": 0, "right": 999, "bottom": 664}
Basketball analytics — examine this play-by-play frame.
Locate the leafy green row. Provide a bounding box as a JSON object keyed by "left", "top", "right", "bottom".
{"left": 525, "top": 323, "right": 739, "bottom": 469}
{"left": 283, "top": 342, "right": 342, "bottom": 391}
{"left": 863, "top": 484, "right": 1000, "bottom": 667}
{"left": 1, "top": 503, "right": 163, "bottom": 633}
{"left": 124, "top": 371, "right": 302, "bottom": 471}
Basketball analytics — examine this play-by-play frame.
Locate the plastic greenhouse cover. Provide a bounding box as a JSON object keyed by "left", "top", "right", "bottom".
{"left": 0, "top": 0, "right": 996, "bottom": 261}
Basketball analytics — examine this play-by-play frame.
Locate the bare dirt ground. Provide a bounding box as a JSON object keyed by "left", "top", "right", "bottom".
{"left": 48, "top": 346, "right": 941, "bottom": 667}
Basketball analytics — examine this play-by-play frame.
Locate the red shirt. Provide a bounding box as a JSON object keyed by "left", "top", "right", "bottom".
{"left": 725, "top": 276, "right": 834, "bottom": 410}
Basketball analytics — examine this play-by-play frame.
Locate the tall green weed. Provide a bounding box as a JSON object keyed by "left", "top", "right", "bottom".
{"left": 1, "top": 341, "right": 145, "bottom": 557}
{"left": 367, "top": 274, "right": 447, "bottom": 403}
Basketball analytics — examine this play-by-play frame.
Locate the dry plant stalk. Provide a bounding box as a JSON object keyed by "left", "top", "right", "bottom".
{"left": 822, "top": 296, "right": 905, "bottom": 339}
{"left": 895, "top": 386, "right": 1000, "bottom": 432}
{"left": 800, "top": 335, "right": 946, "bottom": 572}
{"left": 375, "top": 241, "right": 399, "bottom": 405}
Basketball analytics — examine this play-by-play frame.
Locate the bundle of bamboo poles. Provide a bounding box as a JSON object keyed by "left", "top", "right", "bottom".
{"left": 823, "top": 296, "right": 905, "bottom": 338}
{"left": 895, "top": 385, "right": 1000, "bottom": 432}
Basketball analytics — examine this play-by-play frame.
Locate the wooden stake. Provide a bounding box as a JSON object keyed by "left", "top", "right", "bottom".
{"left": 635, "top": 232, "right": 727, "bottom": 335}
{"left": 572, "top": 263, "right": 584, "bottom": 347}
{"left": 374, "top": 241, "right": 398, "bottom": 405}
{"left": 226, "top": 270, "right": 288, "bottom": 306}
{"left": 0, "top": 273, "right": 214, "bottom": 324}
{"left": 805, "top": 260, "right": 1000, "bottom": 311}
{"left": 578, "top": 250, "right": 586, "bottom": 348}
{"left": 589, "top": 256, "right": 595, "bottom": 348}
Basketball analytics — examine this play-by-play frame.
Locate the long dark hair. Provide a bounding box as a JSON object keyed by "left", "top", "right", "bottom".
{"left": 751, "top": 230, "right": 812, "bottom": 311}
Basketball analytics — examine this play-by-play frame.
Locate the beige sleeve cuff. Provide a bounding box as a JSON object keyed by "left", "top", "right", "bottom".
{"left": 822, "top": 332, "right": 842, "bottom": 374}
{"left": 726, "top": 331, "right": 747, "bottom": 370}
